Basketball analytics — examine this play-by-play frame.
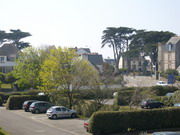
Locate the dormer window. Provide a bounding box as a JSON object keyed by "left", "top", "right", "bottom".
{"left": 168, "top": 43, "right": 173, "bottom": 51}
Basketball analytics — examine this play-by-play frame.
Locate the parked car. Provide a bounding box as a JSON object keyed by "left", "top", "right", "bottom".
{"left": 84, "top": 119, "right": 90, "bottom": 132}
{"left": 174, "top": 103, "right": 180, "bottom": 107}
{"left": 46, "top": 106, "right": 77, "bottom": 119}
{"left": 29, "top": 101, "right": 53, "bottom": 114}
{"left": 22, "top": 100, "right": 38, "bottom": 112}
{"left": 153, "top": 132, "right": 180, "bottom": 135}
{"left": 156, "top": 81, "right": 168, "bottom": 86}
{"left": 141, "top": 100, "right": 164, "bottom": 109}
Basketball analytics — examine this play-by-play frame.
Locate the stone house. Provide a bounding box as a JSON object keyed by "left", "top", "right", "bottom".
{"left": 158, "top": 36, "right": 180, "bottom": 72}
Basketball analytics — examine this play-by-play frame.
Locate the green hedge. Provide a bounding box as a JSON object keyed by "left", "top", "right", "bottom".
{"left": 151, "top": 86, "right": 178, "bottom": 96}
{"left": 89, "top": 108, "right": 180, "bottom": 134}
{"left": 6, "top": 95, "right": 49, "bottom": 110}
{"left": 0, "top": 90, "right": 41, "bottom": 104}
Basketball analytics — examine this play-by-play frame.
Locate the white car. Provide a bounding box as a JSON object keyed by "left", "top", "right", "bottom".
{"left": 46, "top": 106, "right": 77, "bottom": 119}
{"left": 156, "top": 81, "right": 168, "bottom": 86}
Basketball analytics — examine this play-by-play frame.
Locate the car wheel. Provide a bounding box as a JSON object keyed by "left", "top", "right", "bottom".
{"left": 71, "top": 113, "right": 76, "bottom": 118}
{"left": 52, "top": 114, "right": 57, "bottom": 119}
{"left": 24, "top": 109, "right": 28, "bottom": 112}
{"left": 35, "top": 109, "right": 40, "bottom": 114}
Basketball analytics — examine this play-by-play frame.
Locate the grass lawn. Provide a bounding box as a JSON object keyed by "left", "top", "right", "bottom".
{"left": 1, "top": 84, "right": 12, "bottom": 89}
{"left": 0, "top": 128, "right": 9, "bottom": 135}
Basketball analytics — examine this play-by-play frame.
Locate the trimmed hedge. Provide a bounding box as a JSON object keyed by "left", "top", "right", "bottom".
{"left": 0, "top": 90, "right": 41, "bottom": 104}
{"left": 6, "top": 95, "right": 49, "bottom": 110}
{"left": 151, "top": 86, "right": 178, "bottom": 96}
{"left": 89, "top": 108, "right": 180, "bottom": 135}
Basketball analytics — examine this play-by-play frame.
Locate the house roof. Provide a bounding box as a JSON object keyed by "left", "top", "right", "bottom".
{"left": 78, "top": 48, "right": 91, "bottom": 53}
{"left": 0, "top": 44, "right": 19, "bottom": 56}
{"left": 166, "top": 36, "right": 180, "bottom": 45}
{"left": 82, "top": 54, "right": 103, "bottom": 65}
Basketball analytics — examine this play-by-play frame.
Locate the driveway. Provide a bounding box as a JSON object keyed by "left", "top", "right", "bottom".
{"left": 0, "top": 107, "right": 90, "bottom": 135}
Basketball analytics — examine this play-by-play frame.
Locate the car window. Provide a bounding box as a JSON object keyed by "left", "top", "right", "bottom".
{"left": 61, "top": 107, "right": 67, "bottom": 111}
{"left": 56, "top": 108, "right": 61, "bottom": 111}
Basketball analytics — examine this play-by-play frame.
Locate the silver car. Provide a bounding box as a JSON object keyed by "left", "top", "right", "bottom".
{"left": 46, "top": 106, "right": 77, "bottom": 119}
{"left": 153, "top": 132, "right": 180, "bottom": 135}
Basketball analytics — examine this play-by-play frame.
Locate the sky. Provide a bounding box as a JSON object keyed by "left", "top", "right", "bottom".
{"left": 1, "top": 0, "right": 180, "bottom": 58}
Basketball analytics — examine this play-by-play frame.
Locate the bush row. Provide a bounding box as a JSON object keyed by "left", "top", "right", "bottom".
{"left": 114, "top": 86, "right": 179, "bottom": 106}
{"left": 73, "top": 101, "right": 120, "bottom": 118}
{"left": 0, "top": 90, "right": 41, "bottom": 103}
{"left": 89, "top": 108, "right": 180, "bottom": 135}
{"left": 6, "top": 95, "right": 49, "bottom": 110}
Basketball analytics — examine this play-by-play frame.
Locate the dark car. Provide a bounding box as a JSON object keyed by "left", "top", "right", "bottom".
{"left": 29, "top": 101, "right": 53, "bottom": 114}
{"left": 22, "top": 100, "right": 38, "bottom": 112}
{"left": 141, "top": 100, "right": 164, "bottom": 109}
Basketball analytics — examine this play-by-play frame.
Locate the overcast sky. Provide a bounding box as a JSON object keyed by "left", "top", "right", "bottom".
{"left": 1, "top": 0, "right": 180, "bottom": 58}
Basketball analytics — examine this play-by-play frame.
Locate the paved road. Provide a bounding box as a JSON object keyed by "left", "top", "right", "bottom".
{"left": 0, "top": 107, "right": 90, "bottom": 135}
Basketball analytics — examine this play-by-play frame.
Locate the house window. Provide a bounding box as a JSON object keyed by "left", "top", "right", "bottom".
{"left": 0, "top": 57, "right": 5, "bottom": 63}
{"left": 168, "top": 44, "right": 173, "bottom": 51}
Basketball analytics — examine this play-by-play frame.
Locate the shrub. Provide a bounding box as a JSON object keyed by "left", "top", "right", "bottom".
{"left": 151, "top": 86, "right": 178, "bottom": 96}
{"left": 0, "top": 97, "right": 2, "bottom": 106}
{"left": 0, "top": 92, "right": 9, "bottom": 103}
{"left": 6, "top": 95, "right": 49, "bottom": 110}
{"left": 73, "top": 101, "right": 100, "bottom": 117}
{"left": 89, "top": 108, "right": 180, "bottom": 134}
{"left": 176, "top": 76, "right": 180, "bottom": 81}
{"left": 172, "top": 90, "right": 180, "bottom": 103}
{"left": 154, "top": 96, "right": 173, "bottom": 106}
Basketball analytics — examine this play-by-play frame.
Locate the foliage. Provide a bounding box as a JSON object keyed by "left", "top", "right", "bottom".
{"left": 40, "top": 47, "right": 100, "bottom": 108}
{"left": 114, "top": 86, "right": 177, "bottom": 106}
{"left": 74, "top": 101, "right": 120, "bottom": 118}
{"left": 172, "top": 90, "right": 180, "bottom": 104}
{"left": 0, "top": 29, "right": 31, "bottom": 50}
{"left": 151, "top": 86, "right": 178, "bottom": 96}
{"left": 101, "top": 27, "right": 135, "bottom": 73}
{"left": 165, "top": 69, "right": 179, "bottom": 76}
{"left": 0, "top": 97, "right": 2, "bottom": 106}
{"left": 129, "top": 30, "right": 175, "bottom": 66}
{"left": 13, "top": 47, "right": 42, "bottom": 90}
{"left": 89, "top": 108, "right": 180, "bottom": 134}
{"left": 0, "top": 128, "right": 9, "bottom": 135}
{"left": 0, "top": 90, "right": 42, "bottom": 104}
{"left": 176, "top": 76, "right": 180, "bottom": 81}
{"left": 6, "top": 95, "right": 49, "bottom": 110}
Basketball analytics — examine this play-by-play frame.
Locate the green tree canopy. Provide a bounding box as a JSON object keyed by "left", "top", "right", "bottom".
{"left": 40, "top": 47, "right": 100, "bottom": 108}
{"left": 0, "top": 29, "right": 31, "bottom": 50}
{"left": 13, "top": 47, "right": 42, "bottom": 90}
{"left": 101, "top": 27, "right": 135, "bottom": 73}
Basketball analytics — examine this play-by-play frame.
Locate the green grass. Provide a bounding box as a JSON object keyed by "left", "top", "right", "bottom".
{"left": 1, "top": 84, "right": 12, "bottom": 89}
{"left": 0, "top": 128, "right": 9, "bottom": 135}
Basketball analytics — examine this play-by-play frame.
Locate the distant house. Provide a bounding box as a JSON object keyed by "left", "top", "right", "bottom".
{"left": 123, "top": 56, "right": 148, "bottom": 72}
{"left": 80, "top": 53, "right": 103, "bottom": 72}
{"left": 104, "top": 59, "right": 115, "bottom": 66}
{"left": 158, "top": 36, "right": 180, "bottom": 72}
{"left": 71, "top": 47, "right": 104, "bottom": 72}
{"left": 76, "top": 48, "right": 91, "bottom": 55}
{"left": 0, "top": 44, "right": 19, "bottom": 73}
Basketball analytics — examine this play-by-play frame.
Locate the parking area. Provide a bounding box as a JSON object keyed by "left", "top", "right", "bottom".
{"left": 0, "top": 107, "right": 90, "bottom": 135}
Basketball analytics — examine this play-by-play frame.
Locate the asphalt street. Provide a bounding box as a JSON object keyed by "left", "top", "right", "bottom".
{"left": 0, "top": 107, "right": 90, "bottom": 135}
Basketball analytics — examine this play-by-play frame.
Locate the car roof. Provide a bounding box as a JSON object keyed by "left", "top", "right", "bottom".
{"left": 153, "top": 132, "right": 180, "bottom": 135}
{"left": 24, "top": 100, "right": 37, "bottom": 103}
{"left": 51, "top": 106, "right": 67, "bottom": 109}
{"left": 32, "top": 101, "right": 49, "bottom": 104}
